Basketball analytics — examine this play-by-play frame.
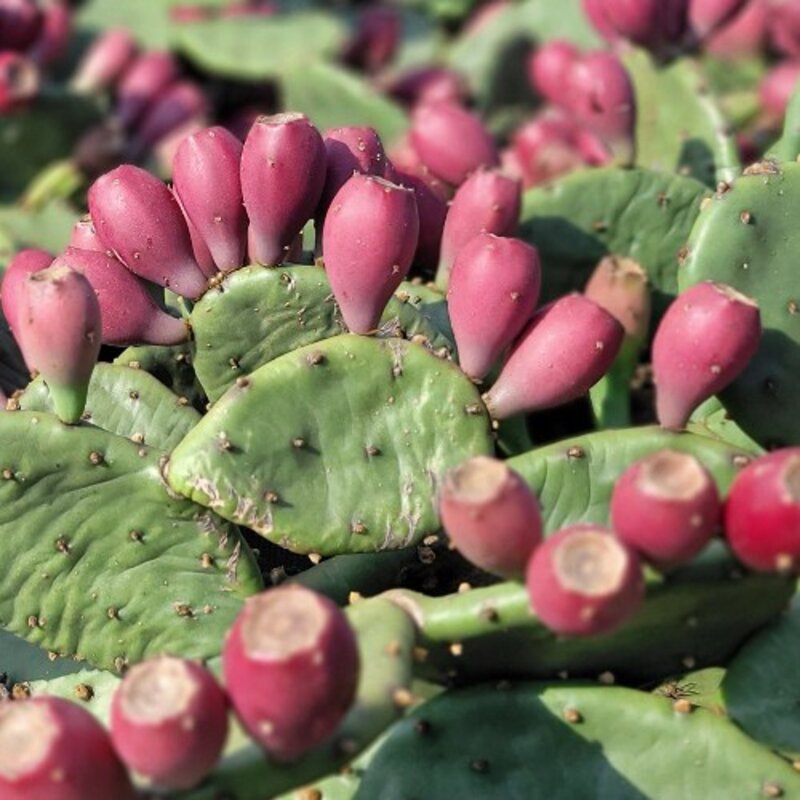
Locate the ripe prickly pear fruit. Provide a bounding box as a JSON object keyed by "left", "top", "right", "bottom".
{"left": 689, "top": 0, "right": 749, "bottom": 40}
{"left": 322, "top": 173, "right": 419, "bottom": 334}
{"left": 0, "top": 0, "right": 41, "bottom": 52}
{"left": 241, "top": 112, "right": 326, "bottom": 266}
{"left": 652, "top": 281, "right": 760, "bottom": 430}
{"left": 222, "top": 585, "right": 359, "bottom": 762}
{"left": 54, "top": 247, "right": 188, "bottom": 346}
{"left": 707, "top": 0, "right": 766, "bottom": 58}
{"left": 15, "top": 264, "right": 101, "bottom": 424}
{"left": 1, "top": 248, "right": 52, "bottom": 333}
{"left": 0, "top": 696, "right": 136, "bottom": 800}
{"left": 115, "top": 51, "right": 178, "bottom": 128}
{"left": 174, "top": 189, "right": 217, "bottom": 278}
{"left": 69, "top": 215, "right": 106, "bottom": 253}
{"left": 439, "top": 455, "right": 542, "bottom": 578}
{"left": 0, "top": 51, "right": 39, "bottom": 113}
{"left": 759, "top": 61, "right": 800, "bottom": 120}
{"left": 386, "top": 65, "right": 467, "bottom": 109}
{"left": 410, "top": 101, "right": 498, "bottom": 186}
{"left": 584, "top": 256, "right": 651, "bottom": 342}
{"left": 610, "top": 450, "right": 721, "bottom": 568}
{"left": 88, "top": 164, "right": 209, "bottom": 300}
{"left": 768, "top": 0, "right": 800, "bottom": 57}
{"left": 110, "top": 656, "right": 228, "bottom": 790}
{"left": 448, "top": 233, "right": 540, "bottom": 380}
{"left": 724, "top": 449, "right": 800, "bottom": 573}
{"left": 71, "top": 27, "right": 136, "bottom": 93}
{"left": 173, "top": 126, "right": 246, "bottom": 273}
{"left": 395, "top": 170, "right": 447, "bottom": 271}
{"left": 527, "top": 40, "right": 579, "bottom": 106}
{"left": 526, "top": 524, "right": 645, "bottom": 636}
{"left": 582, "top": 0, "right": 621, "bottom": 42}
{"left": 483, "top": 293, "right": 624, "bottom": 420}
{"left": 27, "top": 0, "right": 72, "bottom": 68}
{"left": 585, "top": 0, "right": 690, "bottom": 51}
{"left": 342, "top": 6, "right": 401, "bottom": 73}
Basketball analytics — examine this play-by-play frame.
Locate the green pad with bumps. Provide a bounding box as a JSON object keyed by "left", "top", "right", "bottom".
{"left": 167, "top": 335, "right": 492, "bottom": 555}
{"left": 679, "top": 161, "right": 800, "bottom": 447}
{"left": 0, "top": 411, "right": 262, "bottom": 673}
{"left": 191, "top": 265, "right": 454, "bottom": 402}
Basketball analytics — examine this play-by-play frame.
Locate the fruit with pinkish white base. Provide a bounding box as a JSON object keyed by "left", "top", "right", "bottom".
{"left": 526, "top": 524, "right": 645, "bottom": 637}
{"left": 483, "top": 293, "right": 624, "bottom": 420}
{"left": 54, "top": 247, "right": 188, "bottom": 346}
{"left": 0, "top": 51, "right": 39, "bottom": 113}
{"left": 69, "top": 216, "right": 106, "bottom": 253}
{"left": 14, "top": 264, "right": 101, "bottom": 423}
{"left": 724, "top": 449, "right": 800, "bottom": 573}
{"left": 0, "top": 696, "right": 136, "bottom": 800}
{"left": 1, "top": 248, "right": 52, "bottom": 333}
{"left": 71, "top": 27, "right": 137, "bottom": 93}
{"left": 410, "top": 101, "right": 498, "bottom": 186}
{"left": 447, "top": 233, "right": 540, "bottom": 380}
{"left": 439, "top": 455, "right": 542, "bottom": 578}
{"left": 110, "top": 656, "right": 228, "bottom": 790}
{"left": 436, "top": 168, "right": 521, "bottom": 289}
{"left": 611, "top": 450, "right": 721, "bottom": 569}
{"left": 241, "top": 112, "right": 326, "bottom": 266}
{"left": 115, "top": 51, "right": 178, "bottom": 128}
{"left": 88, "top": 164, "right": 209, "bottom": 300}
{"left": 322, "top": 173, "right": 419, "bottom": 334}
{"left": 173, "top": 126, "right": 246, "bottom": 273}
{"left": 652, "top": 281, "right": 760, "bottom": 431}
{"left": 527, "top": 40, "right": 579, "bottom": 107}
{"left": 222, "top": 585, "right": 359, "bottom": 761}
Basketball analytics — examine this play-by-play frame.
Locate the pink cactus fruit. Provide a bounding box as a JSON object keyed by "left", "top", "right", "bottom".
{"left": 707, "top": 0, "right": 766, "bottom": 58}
{"left": 724, "top": 448, "right": 800, "bottom": 573}
{"left": 759, "top": 61, "right": 800, "bottom": 121}
{"left": 652, "top": 281, "right": 761, "bottom": 430}
{"left": 88, "top": 164, "right": 209, "bottom": 300}
{"left": 394, "top": 170, "right": 448, "bottom": 272}
{"left": 410, "top": 101, "right": 499, "bottom": 186}
{"left": 0, "top": 0, "right": 42, "bottom": 52}
{"left": 54, "top": 247, "right": 189, "bottom": 346}
{"left": 439, "top": 455, "right": 542, "bottom": 578}
{"left": 526, "top": 524, "right": 645, "bottom": 636}
{"left": 448, "top": 233, "right": 541, "bottom": 380}
{"left": 222, "top": 585, "right": 360, "bottom": 761}
{"left": 15, "top": 264, "right": 101, "bottom": 423}
{"left": 174, "top": 188, "right": 218, "bottom": 278}
{"left": 436, "top": 167, "right": 521, "bottom": 289}
{"left": 322, "top": 173, "right": 419, "bottom": 334}
{"left": 115, "top": 51, "right": 179, "bottom": 128}
{"left": 0, "top": 696, "right": 136, "bottom": 800}
{"left": 584, "top": 255, "right": 651, "bottom": 342}
{"left": 527, "top": 40, "right": 579, "bottom": 107}
{"left": 610, "top": 450, "right": 721, "bottom": 569}
{"left": 769, "top": 0, "right": 800, "bottom": 57}
{"left": 688, "top": 0, "right": 749, "bottom": 40}
{"left": 484, "top": 293, "right": 624, "bottom": 420}
{"left": 110, "top": 656, "right": 229, "bottom": 790}
{"left": 27, "top": 0, "right": 72, "bottom": 67}
{"left": 342, "top": 6, "right": 401, "bottom": 73}
{"left": 1, "top": 247, "right": 53, "bottom": 333}
{"left": 0, "top": 51, "right": 39, "bottom": 113}
{"left": 386, "top": 66, "right": 467, "bottom": 109}
{"left": 584, "top": 0, "right": 690, "bottom": 50}
{"left": 173, "top": 125, "right": 246, "bottom": 273}
{"left": 69, "top": 215, "right": 107, "bottom": 253}
{"left": 240, "top": 112, "right": 327, "bottom": 266}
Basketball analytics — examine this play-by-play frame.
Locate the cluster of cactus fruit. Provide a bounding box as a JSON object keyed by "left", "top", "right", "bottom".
{"left": 6, "top": 0, "right": 800, "bottom": 797}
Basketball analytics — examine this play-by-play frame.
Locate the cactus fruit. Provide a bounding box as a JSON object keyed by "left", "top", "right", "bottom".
{"left": 395, "top": 171, "right": 447, "bottom": 271}
{"left": 342, "top": 6, "right": 401, "bottom": 74}
{"left": 410, "top": 102, "right": 498, "bottom": 186}
{"left": 0, "top": 51, "right": 39, "bottom": 114}
{"left": 110, "top": 656, "right": 228, "bottom": 790}
{"left": 484, "top": 293, "right": 624, "bottom": 420}
{"left": 322, "top": 174, "right": 419, "bottom": 334}
{"left": 706, "top": 0, "right": 767, "bottom": 58}
{"left": 652, "top": 281, "right": 761, "bottom": 430}
{"left": 584, "top": 256, "right": 650, "bottom": 341}
{"left": 0, "top": 696, "right": 135, "bottom": 800}
{"left": 114, "top": 51, "right": 178, "bottom": 128}
{"left": 724, "top": 449, "right": 800, "bottom": 573}
{"left": 436, "top": 168, "right": 522, "bottom": 290}
{"left": 610, "top": 450, "right": 721, "bottom": 568}
{"left": 688, "top": 0, "right": 749, "bottom": 40}
{"left": 0, "top": 0, "right": 41, "bottom": 52}
{"left": 88, "top": 164, "right": 209, "bottom": 300}
{"left": 527, "top": 40, "right": 579, "bottom": 107}
{"left": 439, "top": 456, "right": 542, "bottom": 578}
{"left": 70, "top": 27, "right": 136, "bottom": 94}
{"left": 173, "top": 126, "right": 246, "bottom": 273}
{"left": 759, "top": 61, "right": 800, "bottom": 120}
{"left": 13, "top": 264, "right": 101, "bottom": 424}
{"left": 386, "top": 65, "right": 467, "bottom": 109}
{"left": 447, "top": 233, "right": 541, "bottom": 380}
{"left": 240, "top": 112, "right": 326, "bottom": 267}
{"left": 1, "top": 248, "right": 52, "bottom": 333}
{"left": 586, "top": 0, "right": 690, "bottom": 52}
{"left": 525, "top": 524, "right": 645, "bottom": 636}
{"left": 223, "top": 585, "right": 359, "bottom": 761}
{"left": 28, "top": 0, "right": 72, "bottom": 68}
{"left": 68, "top": 216, "right": 105, "bottom": 253}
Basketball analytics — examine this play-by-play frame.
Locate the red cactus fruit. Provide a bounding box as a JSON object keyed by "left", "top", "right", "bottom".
{"left": 584, "top": 256, "right": 651, "bottom": 341}
{"left": 611, "top": 450, "right": 721, "bottom": 568}
{"left": 410, "top": 101, "right": 499, "bottom": 186}
{"left": 448, "top": 233, "right": 541, "bottom": 380}
{"left": 88, "top": 164, "right": 209, "bottom": 300}
{"left": 322, "top": 173, "right": 419, "bottom": 334}
{"left": 724, "top": 449, "right": 800, "bottom": 573}
{"left": 439, "top": 455, "right": 542, "bottom": 578}
{"left": 394, "top": 170, "right": 447, "bottom": 272}
{"left": 584, "top": 0, "right": 690, "bottom": 51}
{"left": 526, "top": 524, "right": 645, "bottom": 636}
{"left": 115, "top": 51, "right": 179, "bottom": 128}
{"left": 386, "top": 65, "right": 467, "bottom": 109}
{"left": 27, "top": 0, "right": 71, "bottom": 67}
{"left": 688, "top": 0, "right": 749, "bottom": 40}
{"left": 652, "top": 281, "right": 761, "bottom": 430}
{"left": 759, "top": 61, "right": 800, "bottom": 120}
{"left": 707, "top": 0, "right": 766, "bottom": 58}
{"left": 222, "top": 585, "right": 360, "bottom": 761}
{"left": 484, "top": 293, "right": 624, "bottom": 420}
{"left": 240, "top": 112, "right": 326, "bottom": 266}
{"left": 0, "top": 0, "right": 42, "bottom": 52}
{"left": 69, "top": 215, "right": 106, "bottom": 253}
{"left": 769, "top": 0, "right": 800, "bottom": 57}
{"left": 0, "top": 696, "right": 136, "bottom": 800}
{"left": 0, "top": 51, "right": 39, "bottom": 113}
{"left": 1, "top": 247, "right": 53, "bottom": 332}
{"left": 110, "top": 656, "right": 229, "bottom": 790}
{"left": 342, "top": 6, "right": 401, "bottom": 73}
{"left": 527, "top": 40, "right": 580, "bottom": 106}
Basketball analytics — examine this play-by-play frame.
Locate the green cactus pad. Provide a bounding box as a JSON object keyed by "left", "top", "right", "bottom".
{"left": 518, "top": 167, "right": 708, "bottom": 320}
{"left": 355, "top": 682, "right": 800, "bottom": 799}
{"left": 191, "top": 265, "right": 454, "bottom": 402}
{"left": 19, "top": 363, "right": 201, "bottom": 452}
{"left": 508, "top": 425, "right": 750, "bottom": 534}
{"left": 624, "top": 49, "right": 740, "bottom": 187}
{"left": 678, "top": 161, "right": 800, "bottom": 446}
{"left": 0, "top": 629, "right": 86, "bottom": 684}
{"left": 167, "top": 335, "right": 492, "bottom": 555}
{"left": 0, "top": 411, "right": 261, "bottom": 672}
{"left": 688, "top": 397, "right": 763, "bottom": 455}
